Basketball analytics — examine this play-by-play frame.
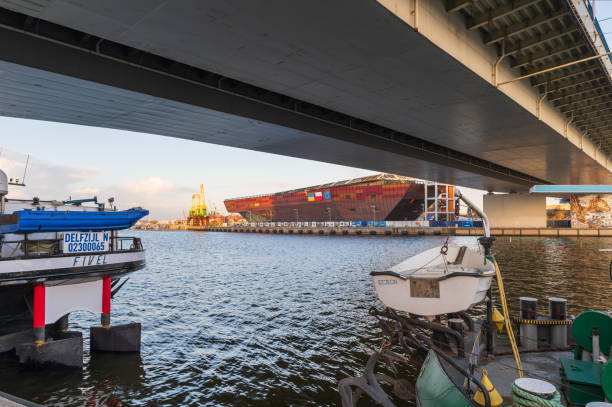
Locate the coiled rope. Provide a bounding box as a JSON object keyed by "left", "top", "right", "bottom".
{"left": 511, "top": 382, "right": 563, "bottom": 407}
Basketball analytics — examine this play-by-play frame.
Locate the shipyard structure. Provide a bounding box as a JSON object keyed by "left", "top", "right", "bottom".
{"left": 224, "top": 174, "right": 456, "bottom": 223}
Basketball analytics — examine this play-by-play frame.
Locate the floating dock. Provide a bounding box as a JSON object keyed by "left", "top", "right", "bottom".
{"left": 0, "top": 392, "right": 41, "bottom": 407}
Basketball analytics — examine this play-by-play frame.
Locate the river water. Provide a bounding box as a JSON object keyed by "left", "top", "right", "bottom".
{"left": 0, "top": 232, "right": 610, "bottom": 406}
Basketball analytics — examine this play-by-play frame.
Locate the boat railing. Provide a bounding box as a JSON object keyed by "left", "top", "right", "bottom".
{"left": 0, "top": 236, "right": 143, "bottom": 258}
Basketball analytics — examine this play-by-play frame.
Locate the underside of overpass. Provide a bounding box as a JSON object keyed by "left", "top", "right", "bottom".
{"left": 0, "top": 0, "right": 611, "bottom": 191}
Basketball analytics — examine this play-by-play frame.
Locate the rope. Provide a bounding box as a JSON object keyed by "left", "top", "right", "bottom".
{"left": 490, "top": 254, "right": 524, "bottom": 377}
{"left": 511, "top": 382, "right": 563, "bottom": 407}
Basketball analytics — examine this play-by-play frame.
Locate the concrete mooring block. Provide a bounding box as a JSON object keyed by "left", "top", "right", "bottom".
{"left": 90, "top": 323, "right": 141, "bottom": 353}
{"left": 16, "top": 333, "right": 83, "bottom": 369}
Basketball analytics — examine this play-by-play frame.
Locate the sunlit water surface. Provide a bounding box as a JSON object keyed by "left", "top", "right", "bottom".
{"left": 0, "top": 232, "right": 610, "bottom": 406}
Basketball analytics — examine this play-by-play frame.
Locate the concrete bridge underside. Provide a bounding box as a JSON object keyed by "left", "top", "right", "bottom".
{"left": 0, "top": 0, "right": 610, "bottom": 191}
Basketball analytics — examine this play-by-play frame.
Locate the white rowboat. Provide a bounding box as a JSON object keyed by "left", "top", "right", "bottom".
{"left": 371, "top": 244, "right": 494, "bottom": 317}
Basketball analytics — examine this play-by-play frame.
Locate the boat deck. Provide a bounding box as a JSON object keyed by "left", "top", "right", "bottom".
{"left": 480, "top": 350, "right": 572, "bottom": 405}
{"left": 438, "top": 319, "right": 574, "bottom": 406}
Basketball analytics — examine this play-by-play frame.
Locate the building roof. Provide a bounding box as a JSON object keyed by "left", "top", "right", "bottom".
{"left": 225, "top": 174, "right": 422, "bottom": 201}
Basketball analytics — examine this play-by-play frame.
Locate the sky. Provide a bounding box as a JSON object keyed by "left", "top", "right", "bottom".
{"left": 0, "top": 117, "right": 383, "bottom": 219}
{"left": 0, "top": 116, "right": 488, "bottom": 220}
{"left": 8, "top": 2, "right": 612, "bottom": 219}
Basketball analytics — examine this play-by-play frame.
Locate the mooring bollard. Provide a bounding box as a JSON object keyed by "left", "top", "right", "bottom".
{"left": 519, "top": 297, "right": 538, "bottom": 350}
{"left": 549, "top": 297, "right": 568, "bottom": 348}
{"left": 448, "top": 318, "right": 465, "bottom": 357}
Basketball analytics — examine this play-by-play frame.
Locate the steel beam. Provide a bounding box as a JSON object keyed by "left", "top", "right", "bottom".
{"left": 561, "top": 97, "right": 612, "bottom": 113}
{"left": 571, "top": 103, "right": 612, "bottom": 120}
{"left": 467, "top": 0, "right": 542, "bottom": 30}
{"left": 575, "top": 117, "right": 612, "bottom": 129}
{"left": 446, "top": 0, "right": 472, "bottom": 12}
{"left": 548, "top": 81, "right": 610, "bottom": 102}
{"left": 523, "top": 51, "right": 592, "bottom": 77}
{"left": 531, "top": 62, "right": 601, "bottom": 87}
{"left": 511, "top": 40, "right": 585, "bottom": 69}
{"left": 484, "top": 8, "right": 570, "bottom": 45}
{"left": 545, "top": 73, "right": 606, "bottom": 94}
{"left": 584, "top": 125, "right": 612, "bottom": 136}
{"left": 555, "top": 92, "right": 612, "bottom": 109}
{"left": 504, "top": 26, "right": 579, "bottom": 56}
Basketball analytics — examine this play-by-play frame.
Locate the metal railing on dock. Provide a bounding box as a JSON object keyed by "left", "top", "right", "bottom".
{"left": 189, "top": 226, "right": 612, "bottom": 237}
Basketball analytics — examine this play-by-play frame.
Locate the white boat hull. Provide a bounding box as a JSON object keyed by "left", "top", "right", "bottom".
{"left": 372, "top": 245, "right": 494, "bottom": 316}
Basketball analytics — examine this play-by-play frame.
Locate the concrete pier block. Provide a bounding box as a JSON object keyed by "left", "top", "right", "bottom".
{"left": 90, "top": 323, "right": 141, "bottom": 353}
{"left": 16, "top": 333, "right": 83, "bottom": 369}
{"left": 0, "top": 330, "right": 34, "bottom": 355}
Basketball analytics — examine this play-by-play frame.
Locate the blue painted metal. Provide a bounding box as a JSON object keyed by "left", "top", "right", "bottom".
{"left": 530, "top": 185, "right": 612, "bottom": 194}
{"left": 0, "top": 208, "right": 148, "bottom": 233}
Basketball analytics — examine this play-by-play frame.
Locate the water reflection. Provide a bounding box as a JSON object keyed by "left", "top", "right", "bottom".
{"left": 0, "top": 232, "right": 609, "bottom": 406}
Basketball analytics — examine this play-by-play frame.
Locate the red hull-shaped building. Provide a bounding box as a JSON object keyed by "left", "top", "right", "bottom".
{"left": 224, "top": 174, "right": 429, "bottom": 223}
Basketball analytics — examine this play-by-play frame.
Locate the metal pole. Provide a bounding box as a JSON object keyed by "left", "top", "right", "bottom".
{"left": 493, "top": 40, "right": 507, "bottom": 88}
{"left": 497, "top": 51, "right": 612, "bottom": 87}
{"left": 327, "top": 207, "right": 331, "bottom": 223}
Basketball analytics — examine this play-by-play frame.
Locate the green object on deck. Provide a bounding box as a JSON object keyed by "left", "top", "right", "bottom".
{"left": 572, "top": 311, "right": 612, "bottom": 356}
{"left": 415, "top": 350, "right": 473, "bottom": 407}
{"left": 511, "top": 382, "right": 563, "bottom": 407}
{"left": 560, "top": 358, "right": 604, "bottom": 405}
{"left": 602, "top": 361, "right": 612, "bottom": 401}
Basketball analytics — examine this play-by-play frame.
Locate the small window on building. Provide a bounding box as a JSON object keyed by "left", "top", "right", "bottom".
{"left": 371, "top": 194, "right": 376, "bottom": 198}
{"left": 349, "top": 208, "right": 355, "bottom": 211}
{"left": 345, "top": 194, "right": 351, "bottom": 199}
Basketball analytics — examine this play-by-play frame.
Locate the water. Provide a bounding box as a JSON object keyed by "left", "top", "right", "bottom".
{"left": 0, "top": 232, "right": 610, "bottom": 406}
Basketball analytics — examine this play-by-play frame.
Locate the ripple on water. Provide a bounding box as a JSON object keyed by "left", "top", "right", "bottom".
{"left": 0, "top": 232, "right": 610, "bottom": 406}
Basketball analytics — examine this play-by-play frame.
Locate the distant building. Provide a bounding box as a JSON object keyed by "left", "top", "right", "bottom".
{"left": 224, "top": 174, "right": 457, "bottom": 223}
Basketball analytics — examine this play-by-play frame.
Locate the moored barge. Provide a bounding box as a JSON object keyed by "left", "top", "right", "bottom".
{"left": 0, "top": 169, "right": 148, "bottom": 368}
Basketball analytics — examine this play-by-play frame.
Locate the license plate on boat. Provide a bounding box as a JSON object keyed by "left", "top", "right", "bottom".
{"left": 62, "top": 231, "right": 110, "bottom": 253}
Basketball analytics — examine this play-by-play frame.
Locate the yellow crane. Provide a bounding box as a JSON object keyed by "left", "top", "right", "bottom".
{"left": 190, "top": 184, "right": 207, "bottom": 217}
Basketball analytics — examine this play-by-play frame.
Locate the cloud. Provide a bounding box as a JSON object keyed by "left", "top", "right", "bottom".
{"left": 117, "top": 177, "right": 190, "bottom": 197}
{"left": 109, "top": 177, "right": 193, "bottom": 218}
{"left": 0, "top": 149, "right": 99, "bottom": 200}
{"left": 0, "top": 148, "right": 192, "bottom": 219}
{"left": 71, "top": 187, "right": 101, "bottom": 195}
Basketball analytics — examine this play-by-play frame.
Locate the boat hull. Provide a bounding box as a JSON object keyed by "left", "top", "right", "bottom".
{"left": 415, "top": 350, "right": 473, "bottom": 407}
{"left": 0, "top": 250, "right": 145, "bottom": 284}
{"left": 372, "top": 272, "right": 492, "bottom": 316}
{"left": 0, "top": 250, "right": 145, "bottom": 336}
{"left": 372, "top": 245, "right": 494, "bottom": 316}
